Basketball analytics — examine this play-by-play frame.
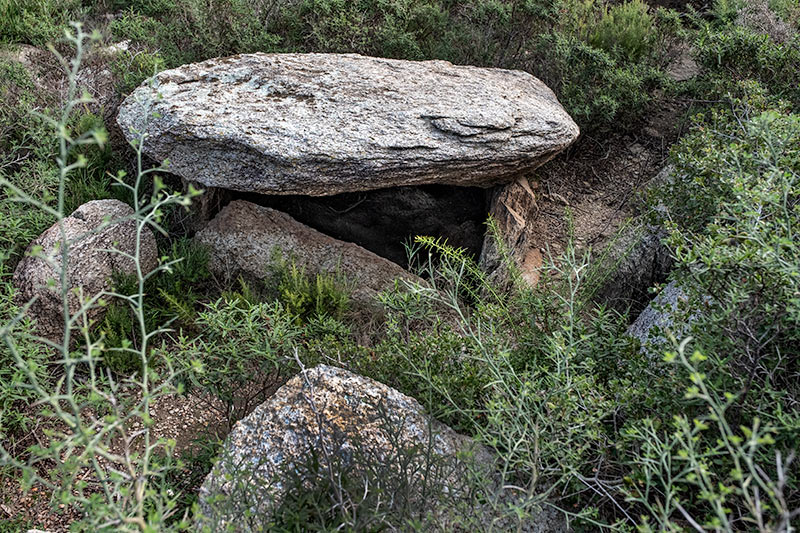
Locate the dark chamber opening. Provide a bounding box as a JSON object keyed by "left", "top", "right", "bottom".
{"left": 232, "top": 184, "right": 491, "bottom": 268}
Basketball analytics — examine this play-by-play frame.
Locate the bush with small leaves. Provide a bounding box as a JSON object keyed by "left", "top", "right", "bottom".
{"left": 623, "top": 342, "right": 799, "bottom": 532}
{"left": 172, "top": 298, "right": 303, "bottom": 428}
{"left": 96, "top": 238, "right": 211, "bottom": 374}
{"left": 654, "top": 105, "right": 800, "bottom": 420}
{"left": 590, "top": 0, "right": 655, "bottom": 62}
{"left": 691, "top": 15, "right": 800, "bottom": 106}
{"left": 0, "top": 0, "right": 85, "bottom": 45}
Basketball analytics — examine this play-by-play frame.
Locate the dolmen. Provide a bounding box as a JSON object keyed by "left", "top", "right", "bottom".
{"left": 117, "top": 53, "right": 579, "bottom": 300}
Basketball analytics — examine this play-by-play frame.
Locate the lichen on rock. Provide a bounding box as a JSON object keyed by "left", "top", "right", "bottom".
{"left": 117, "top": 53, "right": 579, "bottom": 197}
{"left": 12, "top": 199, "right": 158, "bottom": 342}
{"left": 198, "top": 365, "right": 490, "bottom": 530}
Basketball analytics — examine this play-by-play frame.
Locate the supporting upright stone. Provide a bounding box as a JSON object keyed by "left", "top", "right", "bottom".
{"left": 194, "top": 200, "right": 423, "bottom": 307}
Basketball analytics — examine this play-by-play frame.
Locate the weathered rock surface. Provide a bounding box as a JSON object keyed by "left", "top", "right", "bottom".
{"left": 198, "top": 365, "right": 486, "bottom": 529}
{"left": 117, "top": 53, "right": 579, "bottom": 196}
{"left": 199, "top": 364, "right": 567, "bottom": 531}
{"left": 13, "top": 200, "right": 158, "bottom": 341}
{"left": 595, "top": 166, "right": 676, "bottom": 313}
{"left": 195, "top": 200, "right": 422, "bottom": 305}
{"left": 479, "top": 176, "right": 545, "bottom": 288}
{"left": 592, "top": 221, "right": 673, "bottom": 314}
{"left": 626, "top": 280, "right": 705, "bottom": 358}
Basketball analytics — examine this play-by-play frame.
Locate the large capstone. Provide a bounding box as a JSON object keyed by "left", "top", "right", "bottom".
{"left": 117, "top": 53, "right": 579, "bottom": 197}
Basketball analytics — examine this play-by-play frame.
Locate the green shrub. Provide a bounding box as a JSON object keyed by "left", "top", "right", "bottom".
{"left": 623, "top": 344, "right": 799, "bottom": 532}
{"left": 0, "top": 59, "right": 36, "bottom": 127}
{"left": 369, "top": 186, "right": 799, "bottom": 528}
{"left": 274, "top": 0, "right": 451, "bottom": 60}
{"left": 153, "top": 238, "right": 212, "bottom": 319}
{"left": 371, "top": 228, "right": 671, "bottom": 527}
{"left": 0, "top": 184, "right": 56, "bottom": 272}
{"left": 110, "top": 0, "right": 281, "bottom": 67}
{"left": 445, "top": 0, "right": 669, "bottom": 131}
{"left": 590, "top": 0, "right": 655, "bottom": 62}
{"left": 0, "top": 515, "right": 32, "bottom": 533}
{"left": 274, "top": 259, "right": 351, "bottom": 324}
{"left": 63, "top": 112, "right": 116, "bottom": 209}
{"left": 712, "top": 0, "right": 744, "bottom": 22}
{"left": 655, "top": 107, "right": 800, "bottom": 417}
{"left": 109, "top": 10, "right": 186, "bottom": 65}
{"left": 769, "top": 0, "right": 800, "bottom": 24}
{"left": 536, "top": 32, "right": 664, "bottom": 129}
{"left": 0, "top": 0, "right": 85, "bottom": 45}
{"left": 643, "top": 106, "right": 800, "bottom": 529}
{"left": 96, "top": 301, "right": 140, "bottom": 375}
{"left": 0, "top": 61, "right": 60, "bottom": 268}
{"left": 110, "top": 48, "right": 166, "bottom": 94}
{"left": 181, "top": 0, "right": 281, "bottom": 58}
{"left": 0, "top": 57, "right": 117, "bottom": 269}
{"left": 0, "top": 280, "right": 49, "bottom": 436}
{"left": 173, "top": 298, "right": 302, "bottom": 426}
{"left": 96, "top": 238, "right": 211, "bottom": 374}
{"left": 0, "top": 57, "right": 50, "bottom": 165}
{"left": 1, "top": 26, "right": 203, "bottom": 530}
{"left": 359, "top": 321, "right": 485, "bottom": 432}
{"left": 693, "top": 23, "right": 800, "bottom": 106}
{"left": 108, "top": 0, "right": 178, "bottom": 16}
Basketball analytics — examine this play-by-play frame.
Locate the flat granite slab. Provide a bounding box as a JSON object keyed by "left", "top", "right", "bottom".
{"left": 118, "top": 53, "right": 579, "bottom": 196}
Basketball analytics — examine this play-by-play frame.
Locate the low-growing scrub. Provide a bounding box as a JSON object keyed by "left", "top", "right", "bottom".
{"left": 680, "top": 0, "right": 800, "bottom": 113}
{"left": 0, "top": 4, "right": 798, "bottom": 532}
{"left": 171, "top": 298, "right": 301, "bottom": 428}
{"left": 0, "top": 0, "right": 85, "bottom": 46}
{"left": 271, "top": 256, "right": 352, "bottom": 324}
{"left": 590, "top": 0, "right": 656, "bottom": 62}
{"left": 97, "top": 238, "right": 211, "bottom": 374}
{"left": 694, "top": 24, "right": 800, "bottom": 105}
{"left": 0, "top": 0, "right": 681, "bottom": 133}
{"left": 654, "top": 101, "right": 800, "bottom": 422}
